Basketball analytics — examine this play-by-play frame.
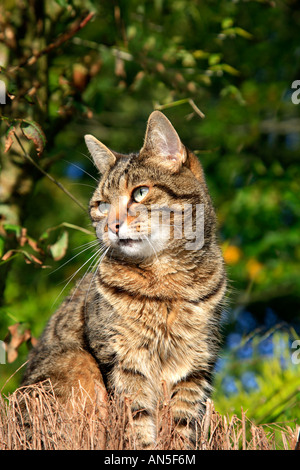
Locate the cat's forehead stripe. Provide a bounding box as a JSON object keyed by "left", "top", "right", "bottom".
{"left": 101, "top": 154, "right": 139, "bottom": 196}
{"left": 107, "top": 156, "right": 132, "bottom": 189}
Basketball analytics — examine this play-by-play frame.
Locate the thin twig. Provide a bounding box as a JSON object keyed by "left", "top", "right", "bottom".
{"left": 14, "top": 132, "right": 86, "bottom": 212}
{"left": 201, "top": 398, "right": 212, "bottom": 449}
{"left": 0, "top": 361, "right": 28, "bottom": 393}
{"left": 155, "top": 98, "right": 205, "bottom": 118}
{"left": 188, "top": 98, "right": 206, "bottom": 118}
{"left": 9, "top": 12, "right": 95, "bottom": 73}
{"left": 241, "top": 408, "right": 246, "bottom": 450}
{"left": 72, "top": 37, "right": 134, "bottom": 62}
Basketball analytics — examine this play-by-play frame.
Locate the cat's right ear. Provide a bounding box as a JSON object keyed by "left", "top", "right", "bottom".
{"left": 140, "top": 111, "right": 186, "bottom": 172}
{"left": 84, "top": 135, "right": 116, "bottom": 174}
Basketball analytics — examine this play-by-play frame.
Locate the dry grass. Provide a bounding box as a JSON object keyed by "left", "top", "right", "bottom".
{"left": 0, "top": 380, "right": 298, "bottom": 450}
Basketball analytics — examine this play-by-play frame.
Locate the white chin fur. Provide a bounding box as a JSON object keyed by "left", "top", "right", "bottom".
{"left": 109, "top": 234, "right": 163, "bottom": 259}
{"left": 105, "top": 224, "right": 168, "bottom": 259}
{"left": 119, "top": 239, "right": 153, "bottom": 258}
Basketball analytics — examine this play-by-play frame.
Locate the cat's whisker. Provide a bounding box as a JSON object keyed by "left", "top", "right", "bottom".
{"left": 84, "top": 244, "right": 108, "bottom": 275}
{"left": 69, "top": 247, "right": 108, "bottom": 302}
{"left": 143, "top": 235, "right": 159, "bottom": 262}
{"left": 63, "top": 159, "right": 98, "bottom": 182}
{"left": 73, "top": 237, "right": 107, "bottom": 253}
{"left": 84, "top": 246, "right": 110, "bottom": 308}
{"left": 55, "top": 246, "right": 101, "bottom": 290}
{"left": 151, "top": 223, "right": 183, "bottom": 232}
{"left": 79, "top": 151, "right": 94, "bottom": 165}
{"left": 50, "top": 242, "right": 100, "bottom": 276}
{"left": 69, "top": 183, "right": 98, "bottom": 190}
{"left": 65, "top": 247, "right": 106, "bottom": 302}
{"left": 51, "top": 247, "right": 104, "bottom": 307}
{"left": 154, "top": 223, "right": 182, "bottom": 228}
{"left": 72, "top": 239, "right": 99, "bottom": 251}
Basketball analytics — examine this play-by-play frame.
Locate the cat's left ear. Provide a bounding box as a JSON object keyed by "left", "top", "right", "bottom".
{"left": 84, "top": 134, "right": 116, "bottom": 174}
{"left": 140, "top": 111, "right": 187, "bottom": 172}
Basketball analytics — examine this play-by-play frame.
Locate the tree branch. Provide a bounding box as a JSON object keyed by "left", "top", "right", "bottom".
{"left": 13, "top": 132, "right": 87, "bottom": 213}
{"left": 9, "top": 12, "right": 95, "bottom": 72}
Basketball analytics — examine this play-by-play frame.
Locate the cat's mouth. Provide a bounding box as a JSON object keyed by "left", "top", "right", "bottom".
{"left": 104, "top": 227, "right": 160, "bottom": 259}
{"left": 118, "top": 238, "right": 142, "bottom": 247}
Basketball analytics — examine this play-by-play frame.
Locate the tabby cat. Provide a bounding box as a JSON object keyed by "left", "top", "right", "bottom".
{"left": 21, "top": 111, "right": 227, "bottom": 448}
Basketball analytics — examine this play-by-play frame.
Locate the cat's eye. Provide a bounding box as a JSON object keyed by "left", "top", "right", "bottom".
{"left": 132, "top": 186, "right": 149, "bottom": 203}
{"left": 98, "top": 202, "right": 110, "bottom": 215}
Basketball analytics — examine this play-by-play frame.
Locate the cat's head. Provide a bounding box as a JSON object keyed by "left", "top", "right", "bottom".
{"left": 85, "top": 111, "right": 212, "bottom": 262}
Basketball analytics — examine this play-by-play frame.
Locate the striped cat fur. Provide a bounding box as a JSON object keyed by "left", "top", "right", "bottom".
{"left": 22, "top": 111, "right": 227, "bottom": 448}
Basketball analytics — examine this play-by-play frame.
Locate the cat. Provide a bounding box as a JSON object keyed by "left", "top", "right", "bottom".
{"left": 21, "top": 111, "right": 227, "bottom": 448}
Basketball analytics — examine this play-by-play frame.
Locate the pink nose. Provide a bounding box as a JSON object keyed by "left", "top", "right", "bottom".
{"left": 108, "top": 221, "right": 120, "bottom": 235}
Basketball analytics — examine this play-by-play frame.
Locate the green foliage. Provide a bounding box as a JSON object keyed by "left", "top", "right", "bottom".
{"left": 0, "top": 0, "right": 299, "bottom": 426}
{"left": 213, "top": 330, "right": 300, "bottom": 425}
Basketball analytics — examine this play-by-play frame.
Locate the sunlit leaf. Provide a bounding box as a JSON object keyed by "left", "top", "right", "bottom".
{"left": 4, "top": 323, "right": 36, "bottom": 363}
{"left": 222, "top": 17, "right": 234, "bottom": 29}
{"left": 49, "top": 230, "right": 69, "bottom": 261}
{"left": 4, "top": 124, "right": 17, "bottom": 153}
{"left": 209, "top": 53, "right": 222, "bottom": 66}
{"left": 20, "top": 120, "right": 46, "bottom": 157}
{"left": 0, "top": 236, "right": 4, "bottom": 258}
{"left": 3, "top": 224, "right": 22, "bottom": 237}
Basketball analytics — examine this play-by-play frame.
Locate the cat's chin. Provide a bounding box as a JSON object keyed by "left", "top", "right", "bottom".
{"left": 109, "top": 237, "right": 158, "bottom": 261}
{"left": 117, "top": 239, "right": 151, "bottom": 259}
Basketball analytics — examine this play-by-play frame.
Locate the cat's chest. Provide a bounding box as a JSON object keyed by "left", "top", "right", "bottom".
{"left": 102, "top": 292, "right": 204, "bottom": 383}
{"left": 99, "top": 285, "right": 198, "bottom": 354}
{"left": 106, "top": 289, "right": 180, "bottom": 336}
{"left": 86, "top": 280, "right": 209, "bottom": 383}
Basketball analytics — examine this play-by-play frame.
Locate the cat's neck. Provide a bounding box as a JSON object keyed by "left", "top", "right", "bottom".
{"left": 96, "top": 245, "right": 218, "bottom": 302}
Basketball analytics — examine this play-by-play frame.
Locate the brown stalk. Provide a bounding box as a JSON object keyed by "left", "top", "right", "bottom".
{"left": 14, "top": 131, "right": 86, "bottom": 212}
{"left": 241, "top": 407, "right": 246, "bottom": 450}
{"left": 1, "top": 381, "right": 299, "bottom": 450}
{"left": 201, "top": 398, "right": 212, "bottom": 449}
{"left": 9, "top": 12, "right": 95, "bottom": 73}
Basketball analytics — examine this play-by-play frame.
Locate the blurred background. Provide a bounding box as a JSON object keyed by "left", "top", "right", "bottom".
{"left": 0, "top": 0, "right": 299, "bottom": 428}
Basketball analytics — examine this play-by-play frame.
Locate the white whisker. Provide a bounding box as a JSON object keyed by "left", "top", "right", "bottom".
{"left": 51, "top": 247, "right": 104, "bottom": 307}
{"left": 69, "top": 183, "right": 98, "bottom": 190}
{"left": 72, "top": 240, "right": 99, "bottom": 251}
{"left": 63, "top": 159, "right": 98, "bottom": 182}
{"left": 144, "top": 235, "right": 159, "bottom": 262}
{"left": 84, "top": 246, "right": 110, "bottom": 308}
{"left": 50, "top": 241, "right": 100, "bottom": 275}
{"left": 79, "top": 151, "right": 94, "bottom": 165}
{"left": 69, "top": 248, "right": 106, "bottom": 302}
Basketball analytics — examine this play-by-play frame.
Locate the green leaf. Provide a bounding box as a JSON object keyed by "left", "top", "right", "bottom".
{"left": 20, "top": 120, "right": 46, "bottom": 157}
{"left": 3, "top": 224, "right": 22, "bottom": 237}
{"left": 0, "top": 236, "right": 5, "bottom": 257}
{"left": 222, "top": 17, "right": 234, "bottom": 29}
{"left": 181, "top": 51, "right": 196, "bottom": 67}
{"left": 208, "top": 53, "right": 222, "bottom": 66}
{"left": 1, "top": 249, "right": 42, "bottom": 265}
{"left": 49, "top": 230, "right": 69, "bottom": 261}
{"left": 222, "top": 27, "right": 253, "bottom": 40}
{"left": 234, "top": 27, "right": 253, "bottom": 40}
{"left": 53, "top": 0, "right": 68, "bottom": 6}
{"left": 193, "top": 50, "right": 210, "bottom": 60}
{"left": 209, "top": 63, "right": 240, "bottom": 76}
{"left": 4, "top": 124, "right": 17, "bottom": 153}
{"left": 221, "top": 85, "right": 246, "bottom": 105}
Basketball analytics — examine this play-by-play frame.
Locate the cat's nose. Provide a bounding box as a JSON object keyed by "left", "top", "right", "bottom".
{"left": 108, "top": 221, "right": 120, "bottom": 235}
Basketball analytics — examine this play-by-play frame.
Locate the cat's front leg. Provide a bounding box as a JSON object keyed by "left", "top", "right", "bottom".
{"left": 110, "top": 363, "right": 157, "bottom": 449}
{"left": 168, "top": 369, "right": 212, "bottom": 448}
